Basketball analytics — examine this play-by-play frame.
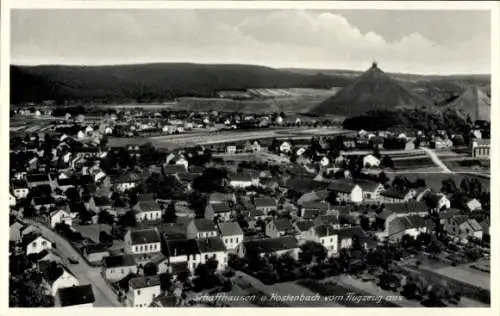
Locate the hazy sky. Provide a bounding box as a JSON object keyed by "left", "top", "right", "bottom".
{"left": 11, "top": 9, "right": 491, "bottom": 74}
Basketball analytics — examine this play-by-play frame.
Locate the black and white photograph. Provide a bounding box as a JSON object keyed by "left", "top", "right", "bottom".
{"left": 5, "top": 1, "right": 497, "bottom": 310}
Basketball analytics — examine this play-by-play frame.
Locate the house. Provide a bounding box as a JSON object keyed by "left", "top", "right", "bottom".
{"left": 196, "top": 237, "right": 228, "bottom": 270}
{"left": 124, "top": 228, "right": 162, "bottom": 257}
{"left": 12, "top": 180, "right": 29, "bottom": 199}
{"left": 218, "top": 222, "right": 244, "bottom": 251}
{"left": 320, "top": 156, "right": 330, "bottom": 167}
{"left": 160, "top": 238, "right": 201, "bottom": 275}
{"left": 280, "top": 141, "right": 292, "bottom": 153}
{"left": 386, "top": 216, "right": 429, "bottom": 242}
{"left": 39, "top": 261, "right": 80, "bottom": 296}
{"left": 56, "top": 178, "right": 76, "bottom": 192}
{"left": 186, "top": 219, "right": 218, "bottom": 239}
{"left": 238, "top": 236, "right": 300, "bottom": 260}
{"left": 265, "top": 219, "right": 296, "bottom": 238}
{"left": 466, "top": 198, "right": 482, "bottom": 212}
{"left": 294, "top": 221, "right": 316, "bottom": 244}
{"left": 445, "top": 216, "right": 483, "bottom": 241}
{"left": 103, "top": 254, "right": 138, "bottom": 281}
{"left": 27, "top": 173, "right": 51, "bottom": 188}
{"left": 32, "top": 196, "right": 55, "bottom": 211}
{"left": 313, "top": 214, "right": 341, "bottom": 229}
{"left": 86, "top": 195, "right": 112, "bottom": 213}
{"left": 128, "top": 275, "right": 162, "bottom": 307}
{"left": 10, "top": 221, "right": 24, "bottom": 242}
{"left": 38, "top": 249, "right": 64, "bottom": 264}
{"left": 133, "top": 200, "right": 162, "bottom": 222}
{"left": 83, "top": 244, "right": 110, "bottom": 264}
{"left": 363, "top": 155, "right": 380, "bottom": 168}
{"left": 300, "top": 203, "right": 329, "bottom": 219}
{"left": 314, "top": 225, "right": 339, "bottom": 256}
{"left": 229, "top": 174, "right": 253, "bottom": 188}
{"left": 23, "top": 234, "right": 52, "bottom": 255}
{"left": 251, "top": 140, "right": 261, "bottom": 152}
{"left": 55, "top": 284, "right": 95, "bottom": 308}
{"left": 327, "top": 180, "right": 363, "bottom": 203}
{"left": 226, "top": 145, "right": 237, "bottom": 154}
{"left": 470, "top": 138, "right": 490, "bottom": 159}
{"left": 109, "top": 174, "right": 139, "bottom": 192}
{"left": 205, "top": 203, "right": 232, "bottom": 222}
{"left": 254, "top": 197, "right": 277, "bottom": 215}
{"left": 50, "top": 209, "right": 73, "bottom": 228}
{"left": 355, "top": 181, "right": 385, "bottom": 200}
{"left": 380, "top": 187, "right": 416, "bottom": 203}
{"left": 336, "top": 227, "right": 375, "bottom": 251}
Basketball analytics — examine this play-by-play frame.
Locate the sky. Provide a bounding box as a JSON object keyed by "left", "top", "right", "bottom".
{"left": 11, "top": 9, "right": 491, "bottom": 75}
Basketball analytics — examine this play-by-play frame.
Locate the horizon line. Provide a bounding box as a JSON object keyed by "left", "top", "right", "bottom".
{"left": 9, "top": 61, "right": 492, "bottom": 77}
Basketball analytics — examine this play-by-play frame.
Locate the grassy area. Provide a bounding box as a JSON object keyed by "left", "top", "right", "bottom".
{"left": 395, "top": 264, "right": 490, "bottom": 305}
{"left": 387, "top": 172, "right": 490, "bottom": 191}
{"left": 442, "top": 159, "right": 490, "bottom": 174}
{"left": 392, "top": 157, "right": 436, "bottom": 170}
{"left": 297, "top": 279, "right": 399, "bottom": 307}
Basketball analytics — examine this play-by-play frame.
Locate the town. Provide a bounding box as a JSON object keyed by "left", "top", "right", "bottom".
{"left": 8, "top": 7, "right": 492, "bottom": 310}
{"left": 9, "top": 101, "right": 490, "bottom": 308}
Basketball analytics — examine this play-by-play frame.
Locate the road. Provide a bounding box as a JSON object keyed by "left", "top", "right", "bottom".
{"left": 421, "top": 147, "right": 453, "bottom": 173}
{"left": 26, "top": 221, "right": 121, "bottom": 307}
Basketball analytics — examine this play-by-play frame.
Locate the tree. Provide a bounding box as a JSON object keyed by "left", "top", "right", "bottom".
{"left": 143, "top": 262, "right": 158, "bottom": 276}
{"left": 299, "top": 241, "right": 327, "bottom": 264}
{"left": 99, "top": 231, "right": 113, "bottom": 244}
{"left": 98, "top": 210, "right": 115, "bottom": 225}
{"left": 159, "top": 272, "right": 173, "bottom": 292}
{"left": 118, "top": 210, "right": 137, "bottom": 227}
{"left": 163, "top": 203, "right": 177, "bottom": 223}
{"left": 441, "top": 178, "right": 458, "bottom": 195}
{"left": 381, "top": 155, "right": 394, "bottom": 169}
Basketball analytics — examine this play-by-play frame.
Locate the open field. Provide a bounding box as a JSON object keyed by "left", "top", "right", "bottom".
{"left": 423, "top": 263, "right": 490, "bottom": 291}
{"left": 174, "top": 88, "right": 339, "bottom": 114}
{"left": 441, "top": 157, "right": 490, "bottom": 174}
{"left": 392, "top": 157, "right": 436, "bottom": 170}
{"left": 387, "top": 172, "right": 490, "bottom": 191}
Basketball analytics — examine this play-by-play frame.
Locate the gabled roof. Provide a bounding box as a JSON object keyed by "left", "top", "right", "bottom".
{"left": 39, "top": 261, "right": 74, "bottom": 286}
{"left": 302, "top": 201, "right": 330, "bottom": 212}
{"left": 243, "top": 236, "right": 299, "bottom": 255}
{"left": 218, "top": 222, "right": 244, "bottom": 236}
{"left": 381, "top": 187, "right": 413, "bottom": 199}
{"left": 192, "top": 219, "right": 218, "bottom": 232}
{"left": 295, "top": 220, "right": 315, "bottom": 232}
{"left": 273, "top": 219, "right": 294, "bottom": 231}
{"left": 297, "top": 190, "right": 330, "bottom": 205}
{"left": 129, "top": 275, "right": 161, "bottom": 289}
{"left": 355, "top": 180, "right": 383, "bottom": 192}
{"left": 254, "top": 197, "right": 276, "bottom": 208}
{"left": 315, "top": 224, "right": 337, "bottom": 237}
{"left": 209, "top": 203, "right": 232, "bottom": 214}
{"left": 328, "top": 180, "right": 357, "bottom": 193}
{"left": 129, "top": 228, "right": 161, "bottom": 245}
{"left": 384, "top": 201, "right": 429, "bottom": 215}
{"left": 57, "top": 284, "right": 95, "bottom": 307}
{"left": 104, "top": 254, "right": 137, "bottom": 268}
{"left": 196, "top": 237, "right": 227, "bottom": 253}
{"left": 136, "top": 200, "right": 161, "bottom": 213}
{"left": 165, "top": 239, "right": 199, "bottom": 257}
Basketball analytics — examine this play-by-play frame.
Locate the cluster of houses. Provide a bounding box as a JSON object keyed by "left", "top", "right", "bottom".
{"left": 9, "top": 112, "right": 490, "bottom": 308}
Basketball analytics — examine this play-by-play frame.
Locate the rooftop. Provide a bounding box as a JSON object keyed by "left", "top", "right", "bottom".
{"left": 218, "top": 222, "right": 244, "bottom": 236}
{"left": 57, "top": 284, "right": 95, "bottom": 307}
{"left": 129, "top": 275, "right": 161, "bottom": 289}
{"left": 129, "top": 228, "right": 161, "bottom": 245}
{"left": 103, "top": 254, "right": 137, "bottom": 268}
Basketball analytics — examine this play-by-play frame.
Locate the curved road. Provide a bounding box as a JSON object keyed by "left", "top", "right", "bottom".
{"left": 26, "top": 221, "right": 121, "bottom": 307}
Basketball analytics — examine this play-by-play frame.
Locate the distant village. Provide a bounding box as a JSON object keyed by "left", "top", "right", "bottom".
{"left": 9, "top": 108, "right": 491, "bottom": 308}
